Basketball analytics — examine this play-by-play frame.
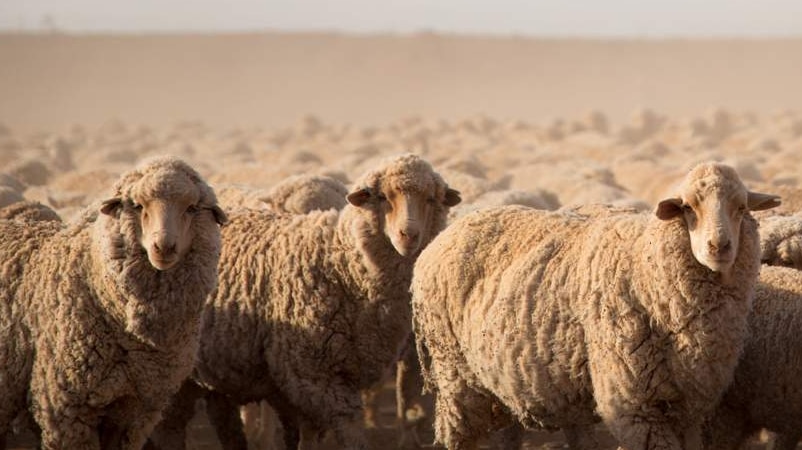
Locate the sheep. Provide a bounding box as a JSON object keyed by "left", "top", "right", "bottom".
{"left": 703, "top": 265, "right": 802, "bottom": 450}
{"left": 149, "top": 153, "right": 460, "bottom": 450}
{"left": 0, "top": 155, "right": 226, "bottom": 450}
{"left": 260, "top": 173, "right": 348, "bottom": 213}
{"left": 758, "top": 213, "right": 802, "bottom": 269}
{"left": 189, "top": 172, "right": 351, "bottom": 449}
{"left": 215, "top": 174, "right": 348, "bottom": 215}
{"left": 0, "top": 185, "right": 23, "bottom": 207}
{"left": 410, "top": 162, "right": 779, "bottom": 450}
{"left": 0, "top": 200, "right": 61, "bottom": 222}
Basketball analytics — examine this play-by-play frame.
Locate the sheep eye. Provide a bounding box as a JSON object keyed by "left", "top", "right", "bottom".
{"left": 376, "top": 193, "right": 387, "bottom": 202}
{"left": 187, "top": 204, "right": 200, "bottom": 215}
{"left": 132, "top": 202, "right": 143, "bottom": 211}
{"left": 427, "top": 196, "right": 437, "bottom": 204}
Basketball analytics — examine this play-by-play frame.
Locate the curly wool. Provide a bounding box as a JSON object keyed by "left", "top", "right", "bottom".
{"left": 157, "top": 154, "right": 458, "bottom": 450}
{"left": 0, "top": 200, "right": 61, "bottom": 222}
{"left": 758, "top": 213, "right": 802, "bottom": 269}
{"left": 412, "top": 180, "right": 766, "bottom": 449}
{"left": 705, "top": 265, "right": 802, "bottom": 449}
{"left": 0, "top": 156, "right": 223, "bottom": 450}
{"left": 262, "top": 173, "right": 348, "bottom": 214}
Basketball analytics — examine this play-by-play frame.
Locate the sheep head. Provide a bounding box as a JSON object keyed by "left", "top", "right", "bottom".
{"left": 347, "top": 154, "right": 461, "bottom": 258}
{"left": 100, "top": 156, "right": 227, "bottom": 271}
{"left": 655, "top": 162, "right": 780, "bottom": 276}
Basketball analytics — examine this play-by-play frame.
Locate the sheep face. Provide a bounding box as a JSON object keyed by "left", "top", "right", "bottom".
{"left": 346, "top": 155, "right": 461, "bottom": 258}
{"left": 656, "top": 163, "right": 780, "bottom": 276}
{"left": 101, "top": 157, "right": 227, "bottom": 271}
{"left": 383, "top": 188, "right": 441, "bottom": 257}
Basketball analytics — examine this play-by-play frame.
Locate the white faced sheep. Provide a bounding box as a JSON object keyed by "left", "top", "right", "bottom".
{"left": 0, "top": 155, "right": 226, "bottom": 450}
{"left": 411, "top": 162, "right": 779, "bottom": 450}
{"left": 704, "top": 265, "right": 802, "bottom": 450}
{"left": 149, "top": 154, "right": 460, "bottom": 450}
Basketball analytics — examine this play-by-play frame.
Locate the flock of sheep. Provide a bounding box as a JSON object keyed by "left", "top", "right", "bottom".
{"left": 1, "top": 107, "right": 802, "bottom": 450}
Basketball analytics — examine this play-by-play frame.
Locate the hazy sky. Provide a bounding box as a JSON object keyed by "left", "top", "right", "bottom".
{"left": 2, "top": 0, "right": 802, "bottom": 37}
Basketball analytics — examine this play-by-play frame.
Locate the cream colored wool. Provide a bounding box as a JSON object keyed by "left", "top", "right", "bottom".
{"left": 704, "top": 265, "right": 802, "bottom": 450}
{"left": 411, "top": 162, "right": 778, "bottom": 450}
{"left": 0, "top": 156, "right": 225, "bottom": 450}
{"left": 151, "top": 154, "right": 460, "bottom": 450}
{"left": 261, "top": 173, "right": 348, "bottom": 213}
{"left": 758, "top": 213, "right": 802, "bottom": 269}
{"left": 0, "top": 200, "right": 61, "bottom": 222}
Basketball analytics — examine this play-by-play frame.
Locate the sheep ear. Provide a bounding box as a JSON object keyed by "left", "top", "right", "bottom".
{"left": 443, "top": 188, "right": 462, "bottom": 207}
{"left": 100, "top": 198, "right": 122, "bottom": 215}
{"left": 747, "top": 192, "right": 781, "bottom": 211}
{"left": 209, "top": 205, "right": 228, "bottom": 225}
{"left": 655, "top": 197, "right": 683, "bottom": 220}
{"left": 346, "top": 188, "right": 371, "bottom": 207}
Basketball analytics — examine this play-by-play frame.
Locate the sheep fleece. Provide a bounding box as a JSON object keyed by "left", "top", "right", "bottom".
{"left": 412, "top": 204, "right": 760, "bottom": 444}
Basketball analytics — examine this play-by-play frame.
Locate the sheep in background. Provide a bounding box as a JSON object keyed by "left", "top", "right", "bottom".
{"left": 704, "top": 265, "right": 802, "bottom": 449}
{"left": 214, "top": 183, "right": 273, "bottom": 210}
{"left": 0, "top": 185, "right": 23, "bottom": 207}
{"left": 205, "top": 172, "right": 351, "bottom": 450}
{"left": 261, "top": 173, "right": 348, "bottom": 213}
{"left": 149, "top": 154, "right": 460, "bottom": 450}
{"left": 0, "top": 156, "right": 226, "bottom": 450}
{"left": 411, "top": 162, "right": 779, "bottom": 449}
{"left": 448, "top": 188, "right": 560, "bottom": 221}
{"left": 758, "top": 213, "right": 802, "bottom": 269}
{"left": 215, "top": 174, "right": 348, "bottom": 214}
{"left": 0, "top": 200, "right": 61, "bottom": 222}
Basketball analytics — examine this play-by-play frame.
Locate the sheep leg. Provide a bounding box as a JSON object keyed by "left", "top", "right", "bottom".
{"left": 37, "top": 417, "right": 100, "bottom": 450}
{"left": 147, "top": 381, "right": 206, "bottom": 450}
{"left": 397, "top": 339, "right": 428, "bottom": 449}
{"left": 361, "top": 385, "right": 381, "bottom": 429}
{"left": 430, "top": 372, "right": 489, "bottom": 450}
{"left": 206, "top": 391, "right": 248, "bottom": 450}
{"left": 241, "top": 401, "right": 277, "bottom": 450}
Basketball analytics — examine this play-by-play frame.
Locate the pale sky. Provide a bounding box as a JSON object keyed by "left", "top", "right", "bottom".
{"left": 2, "top": 0, "right": 802, "bottom": 37}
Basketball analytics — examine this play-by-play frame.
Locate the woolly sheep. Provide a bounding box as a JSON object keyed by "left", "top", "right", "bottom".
{"left": 182, "top": 172, "right": 350, "bottom": 449}
{"left": 411, "top": 162, "right": 779, "bottom": 449}
{"left": 704, "top": 265, "right": 802, "bottom": 449}
{"left": 214, "top": 183, "right": 273, "bottom": 210}
{"left": 0, "top": 200, "right": 61, "bottom": 222}
{"left": 215, "top": 174, "right": 348, "bottom": 215}
{"left": 0, "top": 156, "right": 226, "bottom": 450}
{"left": 758, "top": 213, "right": 802, "bottom": 269}
{"left": 261, "top": 173, "right": 348, "bottom": 213}
{"left": 150, "top": 154, "right": 460, "bottom": 450}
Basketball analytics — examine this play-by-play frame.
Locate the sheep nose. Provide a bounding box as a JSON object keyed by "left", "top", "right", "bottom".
{"left": 153, "top": 240, "right": 177, "bottom": 255}
{"left": 400, "top": 228, "right": 419, "bottom": 242}
{"left": 708, "top": 238, "right": 731, "bottom": 255}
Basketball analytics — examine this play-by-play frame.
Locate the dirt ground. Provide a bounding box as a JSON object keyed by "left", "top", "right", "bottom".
{"left": 6, "top": 381, "right": 771, "bottom": 450}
